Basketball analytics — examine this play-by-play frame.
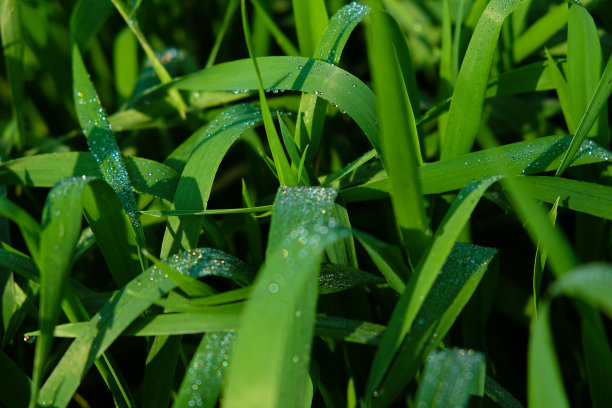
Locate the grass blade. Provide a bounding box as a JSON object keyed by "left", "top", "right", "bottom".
{"left": 442, "top": 0, "right": 526, "bottom": 160}
{"left": 550, "top": 264, "right": 612, "bottom": 316}
{"left": 368, "top": 8, "right": 429, "bottom": 263}
{"left": 528, "top": 302, "right": 570, "bottom": 408}
{"left": 513, "top": 3, "right": 568, "bottom": 63}
{"left": 415, "top": 348, "right": 485, "bottom": 408}
{"left": 533, "top": 197, "right": 559, "bottom": 317}
{"left": 223, "top": 186, "right": 347, "bottom": 408}
{"left": 0, "top": 350, "right": 31, "bottom": 407}
{"left": 581, "top": 308, "right": 612, "bottom": 408}
{"left": 292, "top": 0, "right": 328, "bottom": 57}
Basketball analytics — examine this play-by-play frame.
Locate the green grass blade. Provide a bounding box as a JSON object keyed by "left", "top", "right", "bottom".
{"left": 1, "top": 0, "right": 25, "bottom": 152}
{"left": 441, "top": 0, "right": 526, "bottom": 160}
{"left": 142, "top": 206, "right": 273, "bottom": 217}
{"left": 173, "top": 57, "right": 380, "bottom": 155}
{"left": 484, "top": 376, "right": 525, "bottom": 408}
{"left": 0, "top": 350, "right": 31, "bottom": 407}
{"left": 205, "top": 0, "right": 239, "bottom": 67}
{"left": 533, "top": 197, "right": 559, "bottom": 317}
{"left": 415, "top": 348, "right": 485, "bottom": 408}
{"left": 342, "top": 135, "right": 612, "bottom": 202}
{"left": 31, "top": 178, "right": 90, "bottom": 404}
{"left": 174, "top": 332, "right": 234, "bottom": 408}
{"left": 113, "top": 27, "right": 138, "bottom": 102}
{"left": 544, "top": 51, "right": 576, "bottom": 132}
{"left": 69, "top": 0, "right": 114, "bottom": 51}
{"left": 556, "top": 53, "right": 612, "bottom": 176}
{"left": 528, "top": 301, "right": 570, "bottom": 408}
{"left": 72, "top": 43, "right": 146, "bottom": 268}
{"left": 250, "top": 0, "right": 299, "bottom": 56}
{"left": 368, "top": 8, "right": 429, "bottom": 263}
{"left": 223, "top": 186, "right": 347, "bottom": 408}
{"left": 82, "top": 179, "right": 141, "bottom": 287}
{"left": 354, "top": 230, "right": 409, "bottom": 293}
{"left": 318, "top": 264, "right": 384, "bottom": 294}
{"left": 292, "top": 0, "right": 328, "bottom": 57}
{"left": 241, "top": 0, "right": 296, "bottom": 187}
{"left": 581, "top": 308, "right": 612, "bottom": 408}
{"left": 0, "top": 152, "right": 179, "bottom": 202}
{"left": 0, "top": 199, "right": 41, "bottom": 263}
{"left": 366, "top": 178, "right": 499, "bottom": 404}
{"left": 37, "top": 248, "right": 251, "bottom": 407}
{"left": 160, "top": 106, "right": 270, "bottom": 258}
{"left": 513, "top": 3, "right": 568, "bottom": 63}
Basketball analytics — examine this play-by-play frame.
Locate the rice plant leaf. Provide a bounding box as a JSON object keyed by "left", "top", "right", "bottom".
{"left": 550, "top": 264, "right": 612, "bottom": 317}
{"left": 72, "top": 43, "right": 146, "bottom": 266}
{"left": 354, "top": 230, "right": 409, "bottom": 293}
{"left": 174, "top": 331, "right": 235, "bottom": 408}
{"left": 533, "top": 197, "right": 559, "bottom": 317}
{"left": 223, "top": 186, "right": 348, "bottom": 408}
{"left": 341, "top": 135, "right": 612, "bottom": 202}
{"left": 0, "top": 152, "right": 179, "bottom": 202}
{"left": 160, "top": 105, "right": 269, "bottom": 258}
{"left": 173, "top": 57, "right": 380, "bottom": 155}
{"left": 369, "top": 243, "right": 497, "bottom": 407}
{"left": 513, "top": 3, "right": 568, "bottom": 63}
{"left": 1, "top": 0, "right": 25, "bottom": 152}
{"left": 414, "top": 348, "right": 486, "bottom": 408}
{"left": 37, "top": 248, "right": 252, "bottom": 408}
{"left": 0, "top": 350, "right": 31, "bottom": 407}
{"left": 556, "top": 53, "right": 612, "bottom": 176}
{"left": 31, "top": 177, "right": 91, "bottom": 401}
{"left": 292, "top": 0, "right": 328, "bottom": 57}
{"left": 81, "top": 179, "right": 141, "bottom": 287}
{"left": 69, "top": 0, "right": 113, "bottom": 51}
{"left": 366, "top": 177, "right": 499, "bottom": 405}
{"left": 581, "top": 308, "right": 612, "bottom": 408}
{"left": 528, "top": 302, "right": 570, "bottom": 408}
{"left": 368, "top": 8, "right": 428, "bottom": 263}
{"left": 441, "top": 0, "right": 526, "bottom": 160}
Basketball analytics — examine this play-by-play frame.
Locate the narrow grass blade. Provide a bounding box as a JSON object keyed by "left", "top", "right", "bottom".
{"left": 368, "top": 8, "right": 429, "bottom": 263}
{"left": 366, "top": 178, "right": 499, "bottom": 405}
{"left": 72, "top": 44, "right": 146, "bottom": 267}
{"left": 533, "top": 197, "right": 559, "bottom": 317}
{"left": 442, "top": 0, "right": 526, "bottom": 160}
{"left": 160, "top": 106, "right": 269, "bottom": 258}
{"left": 206, "top": 0, "right": 239, "bottom": 67}
{"left": 173, "top": 57, "right": 380, "bottom": 155}
{"left": 545, "top": 51, "right": 576, "bottom": 132}
{"left": 0, "top": 199, "right": 41, "bottom": 263}
{"left": 113, "top": 27, "right": 138, "bottom": 102}
{"left": 0, "top": 152, "right": 179, "bottom": 202}
{"left": 292, "top": 0, "right": 328, "bottom": 57}
{"left": 142, "top": 206, "right": 273, "bottom": 217}
{"left": 354, "top": 230, "right": 409, "bottom": 293}
{"left": 415, "top": 348, "right": 485, "bottom": 408}
{"left": 223, "top": 186, "right": 347, "bottom": 408}
{"left": 141, "top": 334, "right": 180, "bottom": 408}
{"left": 513, "top": 3, "right": 568, "bottom": 63}
{"left": 241, "top": 0, "right": 295, "bottom": 186}
{"left": 485, "top": 376, "right": 525, "bottom": 408}
{"left": 528, "top": 302, "right": 570, "bottom": 408}
{"left": 0, "top": 350, "right": 31, "bottom": 407}
{"left": 37, "top": 248, "right": 251, "bottom": 407}
{"left": 550, "top": 264, "right": 612, "bottom": 317}
{"left": 1, "top": 0, "right": 25, "bottom": 152}
{"left": 556, "top": 53, "right": 612, "bottom": 176}
{"left": 241, "top": 180, "right": 264, "bottom": 265}
{"left": 31, "top": 178, "right": 90, "bottom": 403}
{"left": 174, "top": 332, "right": 234, "bottom": 408}
{"left": 341, "top": 135, "right": 612, "bottom": 202}
{"left": 581, "top": 308, "right": 612, "bottom": 408}
{"left": 318, "top": 264, "right": 384, "bottom": 294}
{"left": 501, "top": 176, "right": 576, "bottom": 277}
{"left": 250, "top": 0, "right": 299, "bottom": 56}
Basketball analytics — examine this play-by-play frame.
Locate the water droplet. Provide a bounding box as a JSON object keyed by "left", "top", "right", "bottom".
{"left": 268, "top": 283, "right": 279, "bottom": 293}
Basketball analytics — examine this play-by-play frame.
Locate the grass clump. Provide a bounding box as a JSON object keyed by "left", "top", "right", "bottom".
{"left": 0, "top": 0, "right": 611, "bottom": 407}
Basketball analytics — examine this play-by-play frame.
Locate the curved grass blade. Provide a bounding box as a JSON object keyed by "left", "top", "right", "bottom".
{"left": 205, "top": 0, "right": 239, "bottom": 67}
{"left": 70, "top": 0, "right": 114, "bottom": 51}
{"left": 341, "top": 135, "right": 612, "bottom": 202}
{"left": 0, "top": 199, "right": 41, "bottom": 263}
{"left": 37, "top": 248, "right": 252, "bottom": 408}
{"left": 30, "top": 178, "right": 91, "bottom": 403}
{"left": 173, "top": 331, "right": 235, "bottom": 408}
{"left": 366, "top": 177, "right": 499, "bottom": 405}
{"left": 250, "top": 0, "right": 299, "bottom": 56}
{"left": 223, "top": 186, "right": 348, "bottom": 408}
{"left": 292, "top": 0, "right": 327, "bottom": 57}
{"left": 581, "top": 308, "right": 612, "bottom": 408}
{"left": 318, "top": 264, "right": 384, "bottom": 294}
{"left": 72, "top": 44, "right": 146, "bottom": 268}
{"left": 513, "top": 3, "right": 568, "bottom": 63}
{"left": 415, "top": 348, "right": 485, "bottom": 408}
{"left": 161, "top": 106, "right": 269, "bottom": 257}
{"left": 1, "top": 0, "right": 25, "bottom": 152}
{"left": 141, "top": 205, "right": 273, "bottom": 217}
{"left": 441, "top": 0, "right": 526, "bottom": 160}
{"left": 556, "top": 53, "right": 612, "bottom": 176}
{"left": 485, "top": 376, "right": 525, "bottom": 408}
{"left": 0, "top": 152, "right": 179, "bottom": 202}
{"left": 550, "top": 264, "right": 612, "bottom": 317}
{"left": 528, "top": 302, "right": 570, "bottom": 408}
{"left": 368, "top": 8, "right": 428, "bottom": 263}
{"left": 533, "top": 197, "right": 559, "bottom": 317}
{"left": 173, "top": 56, "right": 380, "bottom": 155}
{"left": 369, "top": 242, "right": 497, "bottom": 407}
